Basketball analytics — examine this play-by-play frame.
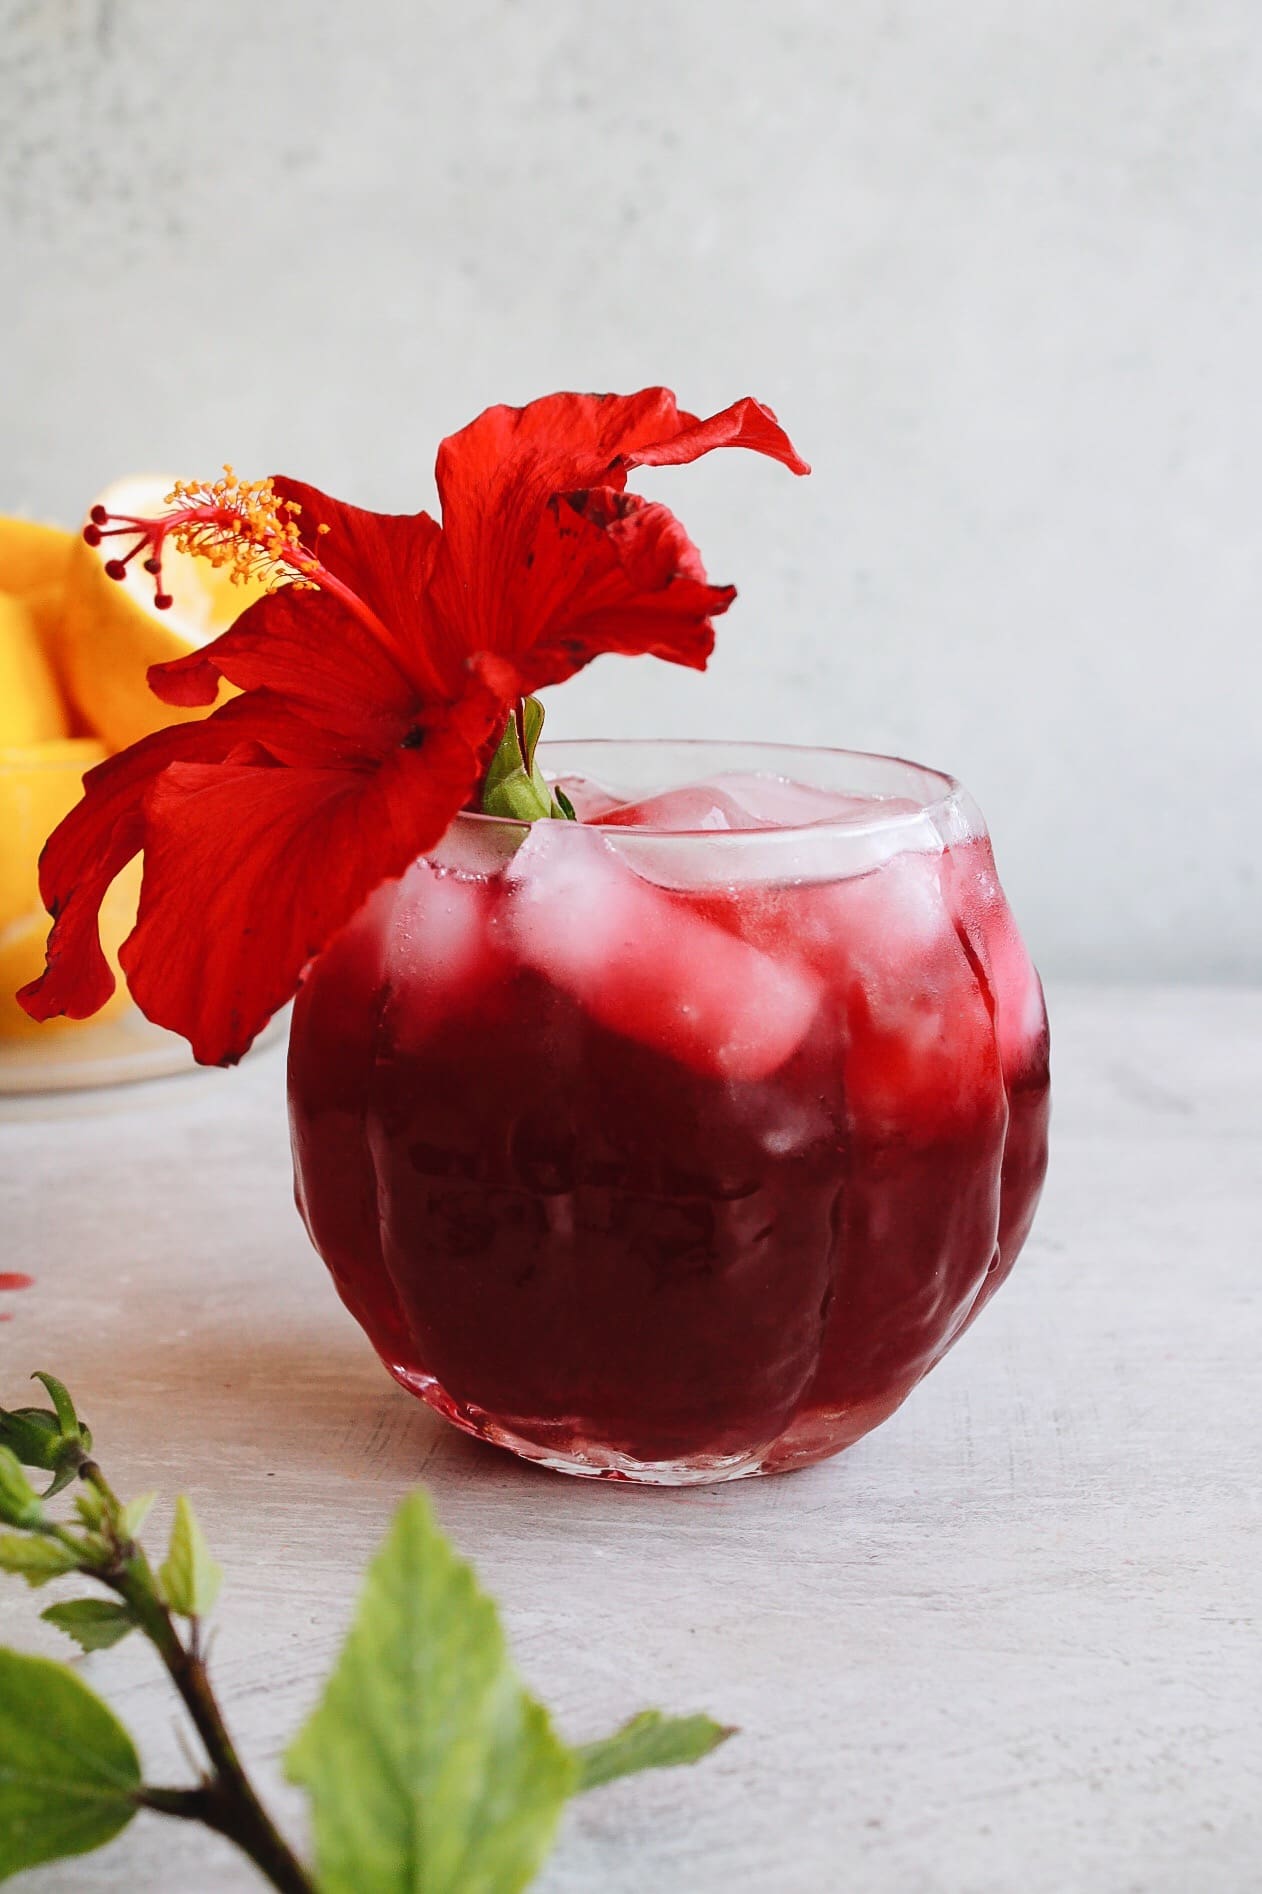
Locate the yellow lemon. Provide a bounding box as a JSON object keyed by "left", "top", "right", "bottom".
{"left": 16, "top": 581, "right": 93, "bottom": 735}
{"left": 0, "top": 520, "right": 83, "bottom": 727}
{"left": 60, "top": 474, "right": 267, "bottom": 751}
{"left": 0, "top": 593, "right": 72, "bottom": 746}
{"left": 0, "top": 518, "right": 74, "bottom": 598}
{"left": 0, "top": 738, "right": 138, "bottom": 1037}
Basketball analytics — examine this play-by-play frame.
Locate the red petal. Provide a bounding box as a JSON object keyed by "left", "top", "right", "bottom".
{"left": 620, "top": 396, "right": 810, "bottom": 475}
{"left": 273, "top": 479, "right": 444, "bottom": 644}
{"left": 18, "top": 696, "right": 325, "bottom": 1026}
{"left": 493, "top": 488, "right": 732, "bottom": 694}
{"left": 151, "top": 487, "right": 451, "bottom": 714}
{"left": 123, "top": 724, "right": 484, "bottom": 1065}
{"left": 431, "top": 388, "right": 805, "bottom": 666}
{"left": 151, "top": 591, "right": 423, "bottom": 750}
{"left": 18, "top": 687, "right": 503, "bottom": 1059}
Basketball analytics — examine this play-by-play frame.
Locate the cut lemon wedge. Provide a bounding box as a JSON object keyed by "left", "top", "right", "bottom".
{"left": 60, "top": 474, "right": 269, "bottom": 750}
{"left": 0, "top": 739, "right": 138, "bottom": 1037}
{"left": 0, "top": 518, "right": 74, "bottom": 597}
{"left": 0, "top": 593, "right": 72, "bottom": 746}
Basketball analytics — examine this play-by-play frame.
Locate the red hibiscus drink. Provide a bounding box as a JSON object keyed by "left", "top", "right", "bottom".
{"left": 21, "top": 385, "right": 1050, "bottom": 1480}
{"left": 289, "top": 740, "right": 1049, "bottom": 1482}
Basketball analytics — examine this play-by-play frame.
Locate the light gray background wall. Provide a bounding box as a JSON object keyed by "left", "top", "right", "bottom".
{"left": 3, "top": 0, "right": 1258, "bottom": 980}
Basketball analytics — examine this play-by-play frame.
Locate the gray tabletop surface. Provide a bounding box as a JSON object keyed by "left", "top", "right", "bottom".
{"left": 1, "top": 984, "right": 1258, "bottom": 1894}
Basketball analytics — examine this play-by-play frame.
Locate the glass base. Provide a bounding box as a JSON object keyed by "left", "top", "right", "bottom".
{"left": 384, "top": 1362, "right": 920, "bottom": 1483}
{"left": 391, "top": 1366, "right": 777, "bottom": 1485}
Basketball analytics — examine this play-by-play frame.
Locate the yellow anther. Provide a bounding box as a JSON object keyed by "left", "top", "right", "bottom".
{"left": 156, "top": 470, "right": 325, "bottom": 598}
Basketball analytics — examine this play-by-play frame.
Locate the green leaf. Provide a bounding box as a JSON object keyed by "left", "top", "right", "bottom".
{"left": 74, "top": 1488, "right": 109, "bottom": 1533}
{"left": 0, "top": 1535, "right": 82, "bottom": 1588}
{"left": 573, "top": 1709, "right": 734, "bottom": 1793}
{"left": 119, "top": 1493, "right": 156, "bottom": 1543}
{"left": 0, "top": 1649, "right": 140, "bottom": 1881}
{"left": 157, "top": 1497, "right": 221, "bottom": 1619}
{"left": 41, "top": 1600, "right": 136, "bottom": 1655}
{"left": 0, "top": 1449, "right": 42, "bottom": 1531}
{"left": 287, "top": 1489, "right": 576, "bottom": 1894}
{"left": 553, "top": 786, "right": 577, "bottom": 822}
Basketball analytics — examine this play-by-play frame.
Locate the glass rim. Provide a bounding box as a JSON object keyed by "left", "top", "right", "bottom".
{"left": 454, "top": 738, "right": 966, "bottom": 843}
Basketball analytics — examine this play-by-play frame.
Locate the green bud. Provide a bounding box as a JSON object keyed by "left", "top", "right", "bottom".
{"left": 0, "top": 1407, "right": 65, "bottom": 1470}
{"left": 480, "top": 698, "right": 572, "bottom": 823}
{"left": 1, "top": 1375, "right": 92, "bottom": 1503}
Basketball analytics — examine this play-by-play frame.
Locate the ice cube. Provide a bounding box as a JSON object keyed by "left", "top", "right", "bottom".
{"left": 593, "top": 781, "right": 762, "bottom": 832}
{"left": 796, "top": 849, "right": 1003, "bottom": 1135}
{"left": 939, "top": 837, "right": 1047, "bottom": 1077}
{"left": 714, "top": 771, "right": 920, "bottom": 830}
{"left": 810, "top": 848, "right": 956, "bottom": 968}
{"left": 547, "top": 772, "right": 627, "bottom": 821}
{"left": 381, "top": 860, "right": 500, "bottom": 1049}
{"left": 986, "top": 915, "right": 1046, "bottom": 1069}
{"left": 505, "top": 823, "right": 822, "bottom": 1082}
{"left": 425, "top": 810, "right": 524, "bottom": 877}
{"left": 593, "top": 776, "right": 943, "bottom": 891}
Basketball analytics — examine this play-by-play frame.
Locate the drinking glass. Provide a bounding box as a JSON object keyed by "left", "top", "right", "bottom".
{"left": 289, "top": 741, "right": 1050, "bottom": 1483}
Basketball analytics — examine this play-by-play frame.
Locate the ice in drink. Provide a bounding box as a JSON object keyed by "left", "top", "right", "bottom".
{"left": 289, "top": 749, "right": 1050, "bottom": 1481}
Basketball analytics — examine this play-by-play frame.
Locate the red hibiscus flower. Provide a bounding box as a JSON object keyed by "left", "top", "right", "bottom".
{"left": 18, "top": 389, "right": 807, "bottom": 1065}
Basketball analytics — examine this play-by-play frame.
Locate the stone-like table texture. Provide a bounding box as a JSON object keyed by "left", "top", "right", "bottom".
{"left": 1, "top": 985, "right": 1258, "bottom": 1893}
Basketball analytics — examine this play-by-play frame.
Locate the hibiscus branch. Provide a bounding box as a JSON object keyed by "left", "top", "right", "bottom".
{"left": 104, "top": 1566, "right": 314, "bottom": 1894}
{"left": 1, "top": 1371, "right": 731, "bottom": 1893}
{"left": 0, "top": 1379, "right": 313, "bottom": 1894}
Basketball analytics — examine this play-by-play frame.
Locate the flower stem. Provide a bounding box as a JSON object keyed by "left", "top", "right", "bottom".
{"left": 108, "top": 1544, "right": 313, "bottom": 1894}
{"left": 134, "top": 1782, "right": 311, "bottom": 1894}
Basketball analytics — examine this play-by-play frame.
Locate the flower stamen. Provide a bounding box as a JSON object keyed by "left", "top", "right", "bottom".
{"left": 80, "top": 469, "right": 399, "bottom": 653}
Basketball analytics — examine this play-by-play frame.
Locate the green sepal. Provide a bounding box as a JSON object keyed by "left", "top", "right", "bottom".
{"left": 40, "top": 1460, "right": 83, "bottom": 1502}
{"left": 41, "top": 1599, "right": 136, "bottom": 1655}
{"left": 481, "top": 698, "right": 570, "bottom": 824}
{"left": 0, "top": 1649, "right": 140, "bottom": 1880}
{"left": 30, "top": 1374, "right": 79, "bottom": 1440}
{"left": 520, "top": 695, "right": 545, "bottom": 774}
{"left": 573, "top": 1709, "right": 734, "bottom": 1792}
{"left": 481, "top": 705, "right": 528, "bottom": 803}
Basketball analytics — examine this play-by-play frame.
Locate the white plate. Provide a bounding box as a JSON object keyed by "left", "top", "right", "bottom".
{"left": 0, "top": 1005, "right": 285, "bottom": 1096}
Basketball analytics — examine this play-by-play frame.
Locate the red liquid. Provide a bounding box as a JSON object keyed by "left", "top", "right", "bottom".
{"left": 289, "top": 810, "right": 1049, "bottom": 1479}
